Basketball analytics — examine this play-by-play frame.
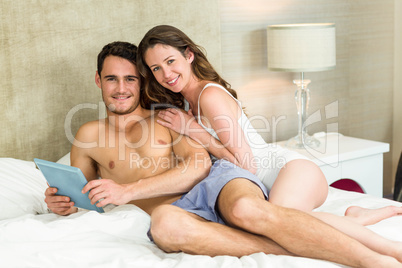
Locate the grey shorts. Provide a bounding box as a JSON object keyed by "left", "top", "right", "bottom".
{"left": 171, "top": 159, "right": 269, "bottom": 224}
{"left": 148, "top": 160, "right": 269, "bottom": 241}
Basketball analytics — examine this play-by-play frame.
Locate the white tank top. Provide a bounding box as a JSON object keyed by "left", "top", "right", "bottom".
{"left": 196, "top": 83, "right": 271, "bottom": 177}
{"left": 194, "top": 83, "right": 311, "bottom": 190}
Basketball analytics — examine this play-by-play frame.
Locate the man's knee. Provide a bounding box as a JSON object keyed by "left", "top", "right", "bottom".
{"left": 150, "top": 205, "right": 192, "bottom": 253}
{"left": 222, "top": 195, "right": 284, "bottom": 235}
{"left": 224, "top": 195, "right": 267, "bottom": 228}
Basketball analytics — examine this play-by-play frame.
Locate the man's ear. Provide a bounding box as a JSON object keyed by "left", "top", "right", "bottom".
{"left": 185, "top": 48, "right": 194, "bottom": 63}
{"left": 95, "top": 71, "right": 102, "bottom": 89}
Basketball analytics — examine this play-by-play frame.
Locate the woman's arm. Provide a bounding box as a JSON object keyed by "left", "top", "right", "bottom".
{"left": 199, "top": 87, "right": 257, "bottom": 174}
{"left": 157, "top": 87, "right": 257, "bottom": 174}
{"left": 157, "top": 108, "right": 241, "bottom": 166}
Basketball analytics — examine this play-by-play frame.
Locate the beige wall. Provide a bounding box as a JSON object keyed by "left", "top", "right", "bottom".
{"left": 0, "top": 0, "right": 221, "bottom": 162}
{"left": 219, "top": 0, "right": 395, "bottom": 195}
{"left": 393, "top": 0, "right": 402, "bottom": 192}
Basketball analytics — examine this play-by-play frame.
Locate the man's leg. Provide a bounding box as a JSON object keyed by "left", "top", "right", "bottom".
{"left": 217, "top": 179, "right": 401, "bottom": 268}
{"left": 150, "top": 204, "right": 293, "bottom": 257}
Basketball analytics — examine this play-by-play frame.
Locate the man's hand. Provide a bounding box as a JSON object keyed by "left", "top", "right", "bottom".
{"left": 44, "top": 187, "right": 78, "bottom": 216}
{"left": 82, "top": 179, "right": 131, "bottom": 207}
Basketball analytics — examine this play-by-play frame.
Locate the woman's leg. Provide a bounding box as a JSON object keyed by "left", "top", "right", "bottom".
{"left": 268, "top": 159, "right": 402, "bottom": 261}
{"left": 345, "top": 205, "right": 402, "bottom": 225}
{"left": 268, "top": 159, "right": 328, "bottom": 211}
{"left": 269, "top": 159, "right": 402, "bottom": 225}
{"left": 309, "top": 210, "right": 402, "bottom": 262}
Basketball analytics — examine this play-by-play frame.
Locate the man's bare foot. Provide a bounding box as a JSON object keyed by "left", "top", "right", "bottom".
{"left": 345, "top": 206, "right": 402, "bottom": 226}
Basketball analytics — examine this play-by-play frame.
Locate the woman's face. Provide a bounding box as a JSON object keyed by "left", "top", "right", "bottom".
{"left": 144, "top": 44, "right": 194, "bottom": 93}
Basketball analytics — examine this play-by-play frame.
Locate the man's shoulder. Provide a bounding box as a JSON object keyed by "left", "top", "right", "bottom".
{"left": 78, "top": 119, "right": 104, "bottom": 131}
{"left": 75, "top": 119, "right": 104, "bottom": 142}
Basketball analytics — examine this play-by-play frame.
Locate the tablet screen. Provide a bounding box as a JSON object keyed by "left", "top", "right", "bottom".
{"left": 34, "top": 158, "right": 104, "bottom": 213}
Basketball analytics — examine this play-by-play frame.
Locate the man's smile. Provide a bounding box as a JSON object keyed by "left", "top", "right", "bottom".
{"left": 113, "top": 95, "right": 131, "bottom": 100}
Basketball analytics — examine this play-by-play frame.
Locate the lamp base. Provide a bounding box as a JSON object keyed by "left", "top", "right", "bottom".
{"left": 285, "top": 133, "right": 320, "bottom": 149}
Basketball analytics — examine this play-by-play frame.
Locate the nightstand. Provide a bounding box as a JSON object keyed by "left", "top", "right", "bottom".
{"left": 276, "top": 134, "right": 389, "bottom": 198}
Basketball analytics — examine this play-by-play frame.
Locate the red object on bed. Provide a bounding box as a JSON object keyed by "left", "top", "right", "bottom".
{"left": 330, "top": 179, "right": 365, "bottom": 194}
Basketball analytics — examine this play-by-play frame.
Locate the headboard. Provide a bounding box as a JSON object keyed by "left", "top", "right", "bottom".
{"left": 0, "top": 0, "right": 221, "bottom": 161}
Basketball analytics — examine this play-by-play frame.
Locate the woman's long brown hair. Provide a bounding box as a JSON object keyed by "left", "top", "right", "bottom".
{"left": 137, "top": 25, "right": 237, "bottom": 110}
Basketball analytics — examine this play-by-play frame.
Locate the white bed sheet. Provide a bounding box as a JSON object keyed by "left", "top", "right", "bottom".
{"left": 1, "top": 187, "right": 402, "bottom": 268}
{"left": 1, "top": 156, "right": 401, "bottom": 268}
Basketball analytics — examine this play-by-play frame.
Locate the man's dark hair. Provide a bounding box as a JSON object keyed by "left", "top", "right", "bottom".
{"left": 97, "top": 41, "right": 138, "bottom": 77}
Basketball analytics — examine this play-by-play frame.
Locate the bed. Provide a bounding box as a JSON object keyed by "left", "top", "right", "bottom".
{"left": 1, "top": 156, "right": 402, "bottom": 268}
{"left": 1, "top": 1, "right": 401, "bottom": 267}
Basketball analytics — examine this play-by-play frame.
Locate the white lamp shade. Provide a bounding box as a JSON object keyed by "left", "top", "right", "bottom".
{"left": 267, "top": 23, "right": 336, "bottom": 72}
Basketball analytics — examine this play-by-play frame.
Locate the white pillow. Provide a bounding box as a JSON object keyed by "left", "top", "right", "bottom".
{"left": 0, "top": 158, "right": 49, "bottom": 220}
{"left": 56, "top": 153, "right": 71, "bottom": 166}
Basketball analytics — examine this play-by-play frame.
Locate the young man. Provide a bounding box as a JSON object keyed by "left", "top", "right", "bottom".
{"left": 45, "top": 41, "right": 402, "bottom": 268}
{"left": 45, "top": 41, "right": 212, "bottom": 216}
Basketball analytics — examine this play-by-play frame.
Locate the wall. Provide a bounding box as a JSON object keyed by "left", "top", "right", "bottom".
{"left": 0, "top": 0, "right": 221, "bottom": 162}
{"left": 393, "top": 0, "right": 402, "bottom": 190}
{"left": 219, "top": 0, "right": 395, "bottom": 195}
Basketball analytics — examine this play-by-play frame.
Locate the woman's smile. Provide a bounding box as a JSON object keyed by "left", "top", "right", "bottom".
{"left": 167, "top": 75, "right": 180, "bottom": 86}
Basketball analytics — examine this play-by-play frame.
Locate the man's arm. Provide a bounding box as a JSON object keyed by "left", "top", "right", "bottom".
{"left": 126, "top": 127, "right": 212, "bottom": 198}
{"left": 44, "top": 122, "right": 99, "bottom": 215}
{"left": 82, "top": 123, "right": 212, "bottom": 207}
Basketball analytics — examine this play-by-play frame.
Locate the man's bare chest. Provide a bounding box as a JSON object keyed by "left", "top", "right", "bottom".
{"left": 90, "top": 130, "right": 174, "bottom": 184}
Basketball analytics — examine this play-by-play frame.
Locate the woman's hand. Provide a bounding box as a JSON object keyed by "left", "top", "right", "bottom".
{"left": 157, "top": 108, "right": 197, "bottom": 136}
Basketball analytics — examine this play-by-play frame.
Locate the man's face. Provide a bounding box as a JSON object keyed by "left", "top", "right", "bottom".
{"left": 96, "top": 56, "right": 141, "bottom": 115}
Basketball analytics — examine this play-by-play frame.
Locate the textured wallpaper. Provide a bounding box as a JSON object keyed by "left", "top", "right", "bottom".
{"left": 0, "top": 0, "right": 221, "bottom": 161}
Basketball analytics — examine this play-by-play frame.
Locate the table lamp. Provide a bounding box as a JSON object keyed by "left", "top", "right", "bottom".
{"left": 267, "top": 23, "right": 336, "bottom": 149}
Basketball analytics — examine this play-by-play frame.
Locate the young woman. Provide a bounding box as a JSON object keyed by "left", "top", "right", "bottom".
{"left": 137, "top": 25, "right": 402, "bottom": 219}
{"left": 137, "top": 24, "right": 329, "bottom": 212}
{"left": 135, "top": 25, "right": 402, "bottom": 265}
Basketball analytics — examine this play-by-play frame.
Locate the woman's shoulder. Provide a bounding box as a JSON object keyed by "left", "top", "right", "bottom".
{"left": 200, "top": 83, "right": 232, "bottom": 100}
{"left": 198, "top": 83, "right": 240, "bottom": 117}
{"left": 202, "top": 82, "right": 226, "bottom": 90}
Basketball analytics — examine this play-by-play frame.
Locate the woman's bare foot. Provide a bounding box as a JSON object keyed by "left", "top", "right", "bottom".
{"left": 345, "top": 205, "right": 402, "bottom": 226}
{"left": 391, "top": 241, "right": 402, "bottom": 263}
{"left": 372, "top": 255, "right": 402, "bottom": 268}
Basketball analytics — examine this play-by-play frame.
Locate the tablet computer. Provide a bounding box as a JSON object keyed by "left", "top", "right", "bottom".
{"left": 34, "top": 158, "right": 104, "bottom": 213}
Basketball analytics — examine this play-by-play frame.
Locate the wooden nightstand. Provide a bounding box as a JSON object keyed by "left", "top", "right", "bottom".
{"left": 276, "top": 134, "right": 389, "bottom": 198}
